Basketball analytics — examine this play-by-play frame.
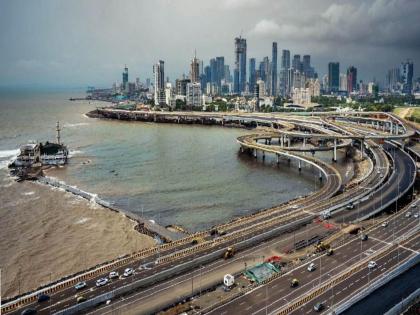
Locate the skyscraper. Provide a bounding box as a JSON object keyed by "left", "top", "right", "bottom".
{"left": 281, "top": 50, "right": 290, "bottom": 70}
{"left": 271, "top": 42, "right": 278, "bottom": 96}
{"left": 328, "top": 62, "right": 340, "bottom": 93}
{"left": 249, "top": 58, "right": 256, "bottom": 93}
{"left": 190, "top": 53, "right": 200, "bottom": 83}
{"left": 400, "top": 60, "right": 414, "bottom": 95}
{"left": 386, "top": 67, "right": 400, "bottom": 93}
{"left": 302, "top": 55, "right": 312, "bottom": 77}
{"left": 280, "top": 50, "right": 290, "bottom": 96}
{"left": 234, "top": 36, "right": 247, "bottom": 94}
{"left": 122, "top": 65, "right": 128, "bottom": 90}
{"left": 153, "top": 60, "right": 165, "bottom": 105}
{"left": 216, "top": 56, "right": 225, "bottom": 87}
{"left": 346, "top": 66, "right": 357, "bottom": 94}
{"left": 292, "top": 55, "right": 301, "bottom": 72}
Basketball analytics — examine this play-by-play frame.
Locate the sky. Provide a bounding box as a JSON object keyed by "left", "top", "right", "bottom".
{"left": 0, "top": 0, "right": 419, "bottom": 88}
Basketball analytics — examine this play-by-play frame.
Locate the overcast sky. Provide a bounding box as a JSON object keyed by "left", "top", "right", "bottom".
{"left": 1, "top": 0, "right": 419, "bottom": 88}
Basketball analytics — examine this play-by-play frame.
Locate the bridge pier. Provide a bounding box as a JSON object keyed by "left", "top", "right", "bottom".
{"left": 303, "top": 137, "right": 306, "bottom": 149}
{"left": 280, "top": 135, "right": 284, "bottom": 147}
{"left": 262, "top": 151, "right": 265, "bottom": 160}
{"left": 319, "top": 171, "right": 323, "bottom": 181}
{"left": 333, "top": 138, "right": 337, "bottom": 162}
{"left": 390, "top": 121, "right": 393, "bottom": 134}
{"left": 360, "top": 139, "right": 364, "bottom": 160}
{"left": 253, "top": 148, "right": 257, "bottom": 158}
{"left": 288, "top": 136, "right": 291, "bottom": 148}
{"left": 298, "top": 160, "right": 302, "bottom": 172}
{"left": 276, "top": 154, "right": 280, "bottom": 164}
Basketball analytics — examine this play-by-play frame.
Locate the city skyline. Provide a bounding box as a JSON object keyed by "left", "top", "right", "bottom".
{"left": 0, "top": 0, "right": 420, "bottom": 88}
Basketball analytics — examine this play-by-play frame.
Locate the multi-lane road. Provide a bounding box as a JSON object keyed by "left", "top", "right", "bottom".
{"left": 3, "top": 111, "right": 418, "bottom": 315}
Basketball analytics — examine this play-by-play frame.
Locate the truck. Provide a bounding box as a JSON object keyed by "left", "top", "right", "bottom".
{"left": 223, "top": 247, "right": 235, "bottom": 259}
{"left": 315, "top": 241, "right": 331, "bottom": 253}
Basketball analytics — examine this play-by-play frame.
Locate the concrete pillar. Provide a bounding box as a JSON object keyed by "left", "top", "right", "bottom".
{"left": 240, "top": 146, "right": 244, "bottom": 153}
{"left": 360, "top": 139, "right": 364, "bottom": 159}
{"left": 298, "top": 160, "right": 302, "bottom": 172}
{"left": 288, "top": 136, "right": 291, "bottom": 148}
{"left": 276, "top": 154, "right": 280, "bottom": 164}
{"left": 333, "top": 138, "right": 337, "bottom": 162}
{"left": 319, "top": 171, "right": 323, "bottom": 181}
{"left": 383, "top": 123, "right": 385, "bottom": 132}
{"left": 253, "top": 149, "right": 257, "bottom": 158}
{"left": 303, "top": 138, "right": 306, "bottom": 149}
{"left": 265, "top": 139, "right": 268, "bottom": 145}
{"left": 280, "top": 135, "right": 284, "bottom": 147}
{"left": 390, "top": 121, "right": 393, "bottom": 134}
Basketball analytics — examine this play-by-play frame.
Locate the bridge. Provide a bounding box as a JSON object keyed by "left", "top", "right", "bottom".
{"left": 3, "top": 109, "right": 418, "bottom": 315}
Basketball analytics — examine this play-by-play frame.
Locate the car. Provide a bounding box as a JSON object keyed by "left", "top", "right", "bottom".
{"left": 123, "top": 268, "right": 134, "bottom": 277}
{"left": 381, "top": 221, "right": 388, "bottom": 228}
{"left": 411, "top": 204, "right": 417, "bottom": 208}
{"left": 379, "top": 173, "right": 384, "bottom": 178}
{"left": 326, "top": 248, "right": 334, "bottom": 256}
{"left": 414, "top": 213, "right": 419, "bottom": 219}
{"left": 21, "top": 309, "right": 37, "bottom": 315}
{"left": 313, "top": 302, "right": 324, "bottom": 312}
{"left": 346, "top": 203, "right": 355, "bottom": 210}
{"left": 74, "top": 281, "right": 87, "bottom": 290}
{"left": 307, "top": 263, "right": 316, "bottom": 272}
{"left": 368, "top": 261, "right": 377, "bottom": 269}
{"left": 290, "top": 205, "right": 299, "bottom": 209}
{"left": 109, "top": 271, "right": 119, "bottom": 279}
{"left": 290, "top": 278, "right": 299, "bottom": 287}
{"left": 37, "top": 294, "right": 50, "bottom": 303}
{"left": 405, "top": 212, "right": 412, "bottom": 218}
{"left": 96, "top": 278, "right": 108, "bottom": 287}
{"left": 361, "top": 234, "right": 368, "bottom": 241}
{"left": 76, "top": 296, "right": 87, "bottom": 303}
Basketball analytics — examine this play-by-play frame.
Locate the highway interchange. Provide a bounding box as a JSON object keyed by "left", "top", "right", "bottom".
{"left": 3, "top": 110, "right": 419, "bottom": 315}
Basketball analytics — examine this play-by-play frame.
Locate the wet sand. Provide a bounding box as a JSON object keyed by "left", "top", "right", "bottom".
{"left": 0, "top": 174, "right": 155, "bottom": 299}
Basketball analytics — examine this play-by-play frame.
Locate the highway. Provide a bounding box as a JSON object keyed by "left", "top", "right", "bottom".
{"left": 207, "top": 200, "right": 419, "bottom": 315}
{"left": 3, "top": 111, "right": 417, "bottom": 315}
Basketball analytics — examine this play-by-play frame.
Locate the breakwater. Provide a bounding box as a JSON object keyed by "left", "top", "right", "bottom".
{"left": 38, "top": 176, "right": 185, "bottom": 242}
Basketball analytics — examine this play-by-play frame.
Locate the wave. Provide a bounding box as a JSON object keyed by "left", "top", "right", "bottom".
{"left": 69, "top": 150, "right": 83, "bottom": 157}
{"left": 64, "top": 122, "right": 89, "bottom": 128}
{"left": 0, "top": 149, "right": 19, "bottom": 158}
{"left": 22, "top": 191, "right": 35, "bottom": 196}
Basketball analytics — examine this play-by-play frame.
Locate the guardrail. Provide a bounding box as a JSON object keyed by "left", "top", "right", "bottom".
{"left": 54, "top": 216, "right": 314, "bottom": 315}
{"left": 334, "top": 250, "right": 420, "bottom": 314}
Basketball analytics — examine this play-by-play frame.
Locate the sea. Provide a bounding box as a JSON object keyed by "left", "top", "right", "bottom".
{"left": 0, "top": 87, "right": 320, "bottom": 232}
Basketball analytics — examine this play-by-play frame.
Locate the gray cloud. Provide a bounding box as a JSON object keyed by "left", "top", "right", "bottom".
{"left": 0, "top": 0, "right": 419, "bottom": 87}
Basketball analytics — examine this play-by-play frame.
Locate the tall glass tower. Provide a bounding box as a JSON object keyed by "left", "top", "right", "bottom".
{"left": 234, "top": 36, "right": 247, "bottom": 94}
{"left": 271, "top": 42, "right": 278, "bottom": 96}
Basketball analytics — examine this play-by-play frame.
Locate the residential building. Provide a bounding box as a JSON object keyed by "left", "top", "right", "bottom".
{"left": 400, "top": 60, "right": 414, "bottom": 95}
{"left": 122, "top": 65, "right": 128, "bottom": 91}
{"left": 328, "top": 62, "right": 340, "bottom": 93}
{"left": 249, "top": 58, "right": 256, "bottom": 94}
{"left": 346, "top": 66, "right": 357, "bottom": 93}
{"left": 339, "top": 73, "right": 347, "bottom": 92}
{"left": 175, "top": 78, "right": 190, "bottom": 96}
{"left": 271, "top": 42, "right": 278, "bottom": 96}
{"left": 190, "top": 54, "right": 200, "bottom": 83}
{"left": 186, "top": 82, "right": 202, "bottom": 108}
{"left": 234, "top": 36, "right": 247, "bottom": 94}
{"left": 153, "top": 60, "right": 165, "bottom": 105}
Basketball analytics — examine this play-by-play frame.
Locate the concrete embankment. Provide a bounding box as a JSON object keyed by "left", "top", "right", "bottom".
{"left": 38, "top": 176, "right": 185, "bottom": 242}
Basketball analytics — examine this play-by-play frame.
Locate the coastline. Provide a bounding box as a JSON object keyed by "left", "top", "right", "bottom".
{"left": 0, "top": 174, "right": 156, "bottom": 299}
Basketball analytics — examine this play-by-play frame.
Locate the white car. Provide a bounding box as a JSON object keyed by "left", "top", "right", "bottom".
{"left": 405, "top": 212, "right": 412, "bottom": 218}
{"left": 381, "top": 221, "right": 388, "bottom": 228}
{"left": 411, "top": 204, "right": 417, "bottom": 208}
{"left": 109, "top": 271, "right": 119, "bottom": 279}
{"left": 96, "top": 278, "right": 108, "bottom": 287}
{"left": 368, "top": 261, "right": 377, "bottom": 269}
{"left": 414, "top": 213, "right": 419, "bottom": 219}
{"left": 74, "top": 281, "right": 87, "bottom": 290}
{"left": 123, "top": 268, "right": 134, "bottom": 277}
{"left": 307, "top": 263, "right": 316, "bottom": 272}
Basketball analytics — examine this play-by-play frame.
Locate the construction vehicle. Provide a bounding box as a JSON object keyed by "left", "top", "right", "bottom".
{"left": 290, "top": 278, "right": 299, "bottom": 287}
{"left": 223, "top": 247, "right": 235, "bottom": 259}
{"left": 315, "top": 241, "right": 331, "bottom": 253}
{"left": 326, "top": 248, "right": 334, "bottom": 256}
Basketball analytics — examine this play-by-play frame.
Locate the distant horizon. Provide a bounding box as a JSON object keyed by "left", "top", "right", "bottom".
{"left": 1, "top": 0, "right": 419, "bottom": 87}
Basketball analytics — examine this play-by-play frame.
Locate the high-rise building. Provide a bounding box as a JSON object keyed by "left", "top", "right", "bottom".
{"left": 281, "top": 50, "right": 290, "bottom": 70}
{"left": 216, "top": 57, "right": 225, "bottom": 87}
{"left": 190, "top": 53, "right": 200, "bottom": 83}
{"left": 249, "top": 58, "right": 256, "bottom": 93}
{"left": 386, "top": 67, "right": 400, "bottom": 93}
{"left": 280, "top": 50, "right": 290, "bottom": 96}
{"left": 153, "top": 60, "right": 165, "bottom": 105}
{"left": 328, "top": 62, "right": 340, "bottom": 93}
{"left": 175, "top": 78, "right": 190, "bottom": 96}
{"left": 292, "top": 55, "right": 302, "bottom": 72}
{"left": 302, "top": 55, "right": 310, "bottom": 75}
{"left": 224, "top": 65, "right": 231, "bottom": 82}
{"left": 122, "top": 65, "right": 128, "bottom": 90}
{"left": 186, "top": 82, "right": 202, "bottom": 108}
{"left": 234, "top": 36, "right": 247, "bottom": 94}
{"left": 271, "top": 42, "right": 278, "bottom": 96}
{"left": 339, "top": 73, "right": 347, "bottom": 92}
{"left": 400, "top": 60, "right": 414, "bottom": 95}
{"left": 346, "top": 66, "right": 357, "bottom": 94}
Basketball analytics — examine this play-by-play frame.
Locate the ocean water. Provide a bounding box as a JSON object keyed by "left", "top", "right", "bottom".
{"left": 0, "top": 88, "right": 320, "bottom": 231}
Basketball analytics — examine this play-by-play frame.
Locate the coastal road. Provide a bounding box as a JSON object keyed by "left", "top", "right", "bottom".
{"left": 206, "top": 200, "right": 419, "bottom": 315}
